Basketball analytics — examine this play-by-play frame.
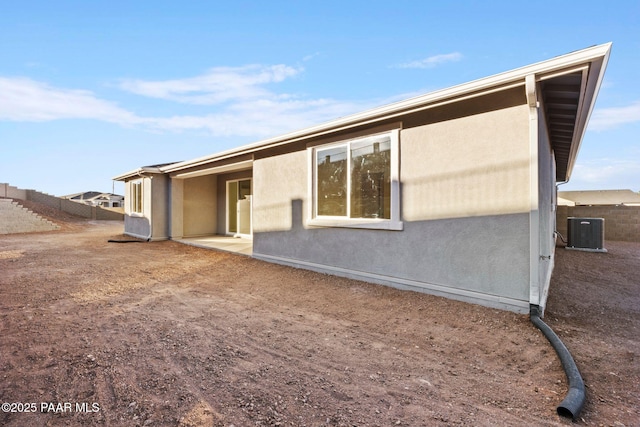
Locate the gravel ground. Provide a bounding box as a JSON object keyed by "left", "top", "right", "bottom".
{"left": 0, "top": 208, "right": 638, "bottom": 426}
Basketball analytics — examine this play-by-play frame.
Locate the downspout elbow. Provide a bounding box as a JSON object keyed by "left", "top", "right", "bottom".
{"left": 530, "top": 305, "right": 585, "bottom": 419}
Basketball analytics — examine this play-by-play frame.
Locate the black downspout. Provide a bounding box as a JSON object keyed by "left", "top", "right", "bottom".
{"left": 530, "top": 304, "right": 586, "bottom": 420}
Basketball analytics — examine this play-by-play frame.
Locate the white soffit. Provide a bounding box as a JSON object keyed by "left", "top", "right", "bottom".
{"left": 170, "top": 159, "right": 253, "bottom": 179}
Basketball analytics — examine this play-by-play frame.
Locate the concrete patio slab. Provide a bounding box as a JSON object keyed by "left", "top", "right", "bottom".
{"left": 176, "top": 235, "right": 252, "bottom": 256}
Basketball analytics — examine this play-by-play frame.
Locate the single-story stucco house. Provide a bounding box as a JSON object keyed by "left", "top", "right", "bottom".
{"left": 114, "top": 43, "right": 611, "bottom": 314}
{"left": 63, "top": 191, "right": 124, "bottom": 208}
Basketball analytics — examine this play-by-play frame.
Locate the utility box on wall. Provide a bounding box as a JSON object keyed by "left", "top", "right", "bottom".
{"left": 567, "top": 217, "right": 607, "bottom": 252}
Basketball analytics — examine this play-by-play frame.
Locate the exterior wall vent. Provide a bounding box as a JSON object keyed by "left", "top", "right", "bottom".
{"left": 567, "top": 217, "right": 607, "bottom": 252}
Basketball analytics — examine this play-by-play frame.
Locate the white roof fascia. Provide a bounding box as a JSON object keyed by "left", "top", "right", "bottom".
{"left": 159, "top": 43, "right": 611, "bottom": 174}
{"left": 112, "top": 166, "right": 165, "bottom": 181}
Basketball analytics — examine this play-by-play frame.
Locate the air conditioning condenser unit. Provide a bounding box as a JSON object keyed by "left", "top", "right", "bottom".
{"left": 567, "top": 217, "right": 607, "bottom": 252}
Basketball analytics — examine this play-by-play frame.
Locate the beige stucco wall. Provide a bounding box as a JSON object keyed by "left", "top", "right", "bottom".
{"left": 402, "top": 104, "right": 531, "bottom": 221}
{"left": 122, "top": 174, "right": 170, "bottom": 240}
{"left": 183, "top": 174, "right": 217, "bottom": 237}
{"left": 253, "top": 151, "right": 307, "bottom": 233}
{"left": 170, "top": 178, "right": 184, "bottom": 239}
{"left": 123, "top": 176, "right": 150, "bottom": 238}
{"left": 252, "top": 98, "right": 533, "bottom": 312}
{"left": 123, "top": 176, "right": 156, "bottom": 217}
{"left": 150, "top": 174, "right": 170, "bottom": 240}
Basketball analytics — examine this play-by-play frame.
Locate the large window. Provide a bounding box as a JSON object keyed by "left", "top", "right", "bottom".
{"left": 310, "top": 130, "right": 402, "bottom": 230}
{"left": 130, "top": 180, "right": 143, "bottom": 214}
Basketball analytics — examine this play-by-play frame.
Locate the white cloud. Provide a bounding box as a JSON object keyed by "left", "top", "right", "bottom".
{"left": 303, "top": 52, "right": 321, "bottom": 62}
{"left": 571, "top": 158, "right": 640, "bottom": 190}
{"left": 0, "top": 77, "right": 142, "bottom": 125}
{"left": 118, "top": 64, "right": 302, "bottom": 105}
{"left": 148, "top": 97, "right": 367, "bottom": 137}
{"left": 394, "top": 52, "right": 463, "bottom": 69}
{"left": 589, "top": 101, "right": 640, "bottom": 131}
{"left": 0, "top": 65, "right": 372, "bottom": 139}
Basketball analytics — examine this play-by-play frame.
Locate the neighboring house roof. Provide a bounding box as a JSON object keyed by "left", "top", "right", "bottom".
{"left": 557, "top": 196, "right": 576, "bottom": 207}
{"left": 145, "top": 162, "right": 183, "bottom": 168}
{"left": 559, "top": 189, "right": 640, "bottom": 206}
{"left": 63, "top": 192, "right": 123, "bottom": 201}
{"left": 113, "top": 43, "right": 611, "bottom": 184}
{"left": 65, "top": 191, "right": 103, "bottom": 200}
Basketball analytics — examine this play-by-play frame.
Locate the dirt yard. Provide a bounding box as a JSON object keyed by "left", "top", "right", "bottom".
{"left": 0, "top": 213, "right": 638, "bottom": 426}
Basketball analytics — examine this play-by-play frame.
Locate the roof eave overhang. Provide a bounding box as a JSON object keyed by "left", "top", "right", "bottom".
{"left": 136, "top": 43, "right": 612, "bottom": 178}
{"left": 112, "top": 166, "right": 165, "bottom": 181}
{"left": 169, "top": 159, "right": 254, "bottom": 179}
{"left": 560, "top": 46, "right": 612, "bottom": 182}
{"left": 534, "top": 44, "right": 611, "bottom": 182}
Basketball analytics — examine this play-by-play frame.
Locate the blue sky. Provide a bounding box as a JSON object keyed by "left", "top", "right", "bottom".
{"left": 1, "top": 1, "right": 638, "bottom": 196}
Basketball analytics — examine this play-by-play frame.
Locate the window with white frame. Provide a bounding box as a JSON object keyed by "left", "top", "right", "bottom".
{"left": 130, "top": 180, "right": 143, "bottom": 214}
{"left": 310, "top": 130, "right": 402, "bottom": 230}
